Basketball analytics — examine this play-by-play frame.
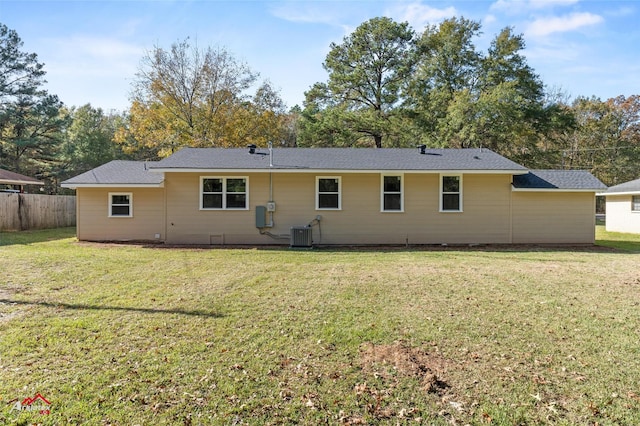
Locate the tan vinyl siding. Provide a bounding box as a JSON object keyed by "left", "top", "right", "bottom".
{"left": 511, "top": 192, "right": 596, "bottom": 244}
{"left": 75, "top": 187, "right": 165, "bottom": 241}
{"left": 164, "top": 172, "right": 513, "bottom": 245}
{"left": 605, "top": 195, "right": 640, "bottom": 234}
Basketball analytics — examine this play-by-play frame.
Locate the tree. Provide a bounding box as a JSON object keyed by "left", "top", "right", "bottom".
{"left": 407, "top": 19, "right": 557, "bottom": 163}
{"left": 58, "top": 104, "right": 124, "bottom": 178}
{"left": 300, "top": 17, "right": 416, "bottom": 148}
{"left": 0, "top": 93, "right": 69, "bottom": 195}
{"left": 118, "top": 39, "right": 288, "bottom": 157}
{"left": 0, "top": 24, "right": 46, "bottom": 103}
{"left": 407, "top": 17, "right": 481, "bottom": 145}
{"left": 0, "top": 23, "right": 47, "bottom": 169}
{"left": 0, "top": 23, "right": 68, "bottom": 189}
{"left": 562, "top": 96, "right": 640, "bottom": 186}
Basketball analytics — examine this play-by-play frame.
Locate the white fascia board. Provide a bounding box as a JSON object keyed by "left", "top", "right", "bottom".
{"left": 61, "top": 183, "right": 164, "bottom": 189}
{"left": 150, "top": 168, "right": 526, "bottom": 175}
{"left": 598, "top": 190, "right": 640, "bottom": 196}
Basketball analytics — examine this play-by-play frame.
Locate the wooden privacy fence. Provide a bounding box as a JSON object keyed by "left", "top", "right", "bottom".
{"left": 0, "top": 193, "right": 76, "bottom": 231}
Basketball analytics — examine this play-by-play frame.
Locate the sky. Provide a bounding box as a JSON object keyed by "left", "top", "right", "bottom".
{"left": 0, "top": 0, "right": 638, "bottom": 112}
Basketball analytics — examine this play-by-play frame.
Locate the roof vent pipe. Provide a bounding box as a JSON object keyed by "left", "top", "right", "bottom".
{"left": 418, "top": 144, "right": 426, "bottom": 155}
{"left": 248, "top": 144, "right": 257, "bottom": 154}
{"left": 268, "top": 141, "right": 273, "bottom": 167}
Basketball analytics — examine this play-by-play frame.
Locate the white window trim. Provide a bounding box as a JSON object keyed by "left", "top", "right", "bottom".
{"left": 108, "top": 192, "right": 133, "bottom": 218}
{"left": 316, "top": 176, "right": 342, "bottom": 210}
{"left": 632, "top": 195, "right": 640, "bottom": 212}
{"left": 381, "top": 174, "right": 404, "bottom": 213}
{"left": 440, "top": 174, "right": 463, "bottom": 213}
{"left": 200, "top": 176, "right": 249, "bottom": 210}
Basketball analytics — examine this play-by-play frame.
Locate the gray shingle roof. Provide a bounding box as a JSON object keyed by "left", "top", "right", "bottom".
{"left": 150, "top": 147, "right": 529, "bottom": 172}
{"left": 61, "top": 161, "right": 164, "bottom": 186}
{"left": 62, "top": 150, "right": 605, "bottom": 192}
{"left": 513, "top": 170, "right": 606, "bottom": 190}
{"left": 604, "top": 177, "right": 640, "bottom": 194}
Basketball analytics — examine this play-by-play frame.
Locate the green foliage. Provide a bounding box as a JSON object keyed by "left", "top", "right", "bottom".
{"left": 300, "top": 17, "right": 416, "bottom": 148}
{"left": 297, "top": 15, "right": 639, "bottom": 188}
{"left": 570, "top": 96, "right": 640, "bottom": 185}
{"left": 0, "top": 24, "right": 68, "bottom": 185}
{"left": 117, "top": 39, "right": 290, "bottom": 157}
{"left": 408, "top": 19, "right": 549, "bottom": 161}
{"left": 57, "top": 104, "right": 127, "bottom": 181}
{"left": 0, "top": 23, "right": 46, "bottom": 101}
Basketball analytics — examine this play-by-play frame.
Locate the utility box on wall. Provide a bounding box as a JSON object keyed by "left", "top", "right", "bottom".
{"left": 256, "top": 205, "right": 267, "bottom": 228}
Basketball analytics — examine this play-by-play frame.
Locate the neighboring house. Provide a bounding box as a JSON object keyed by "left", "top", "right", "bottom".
{"left": 61, "top": 147, "right": 606, "bottom": 246}
{"left": 0, "top": 168, "right": 44, "bottom": 192}
{"left": 599, "top": 177, "right": 640, "bottom": 234}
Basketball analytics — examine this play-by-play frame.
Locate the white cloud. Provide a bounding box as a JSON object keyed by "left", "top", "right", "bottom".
{"left": 55, "top": 36, "right": 143, "bottom": 59}
{"left": 605, "top": 5, "right": 635, "bottom": 18}
{"left": 526, "top": 12, "right": 603, "bottom": 37}
{"left": 527, "top": 0, "right": 579, "bottom": 9}
{"left": 269, "top": 2, "right": 345, "bottom": 26}
{"left": 385, "top": 2, "right": 457, "bottom": 30}
{"left": 491, "top": 0, "right": 579, "bottom": 14}
{"left": 483, "top": 14, "right": 498, "bottom": 25}
{"left": 36, "top": 36, "right": 144, "bottom": 109}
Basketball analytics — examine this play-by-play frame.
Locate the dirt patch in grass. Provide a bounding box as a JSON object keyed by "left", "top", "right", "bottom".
{"left": 359, "top": 341, "right": 451, "bottom": 394}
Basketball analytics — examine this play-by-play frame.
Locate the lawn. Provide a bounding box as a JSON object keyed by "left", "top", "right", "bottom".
{"left": 1, "top": 227, "right": 639, "bottom": 425}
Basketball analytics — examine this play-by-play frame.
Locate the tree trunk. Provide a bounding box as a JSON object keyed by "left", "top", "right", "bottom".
{"left": 374, "top": 134, "right": 382, "bottom": 148}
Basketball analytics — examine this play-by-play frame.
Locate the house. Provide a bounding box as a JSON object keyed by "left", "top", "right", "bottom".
{"left": 61, "top": 146, "right": 606, "bottom": 246}
{"left": 599, "top": 177, "right": 640, "bottom": 234}
{"left": 0, "top": 167, "right": 44, "bottom": 192}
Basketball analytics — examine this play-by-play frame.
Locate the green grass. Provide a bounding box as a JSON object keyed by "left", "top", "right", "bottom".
{"left": 1, "top": 227, "right": 639, "bottom": 425}
{"left": 596, "top": 224, "right": 640, "bottom": 252}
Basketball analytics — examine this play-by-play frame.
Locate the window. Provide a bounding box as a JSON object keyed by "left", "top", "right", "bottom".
{"left": 316, "top": 177, "right": 341, "bottom": 210}
{"left": 382, "top": 175, "right": 403, "bottom": 212}
{"left": 633, "top": 195, "right": 640, "bottom": 212}
{"left": 440, "top": 175, "right": 462, "bottom": 212}
{"left": 201, "top": 177, "right": 248, "bottom": 210}
{"left": 109, "top": 193, "right": 132, "bottom": 217}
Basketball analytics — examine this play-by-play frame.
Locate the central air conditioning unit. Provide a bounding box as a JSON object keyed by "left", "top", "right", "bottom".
{"left": 290, "top": 226, "right": 312, "bottom": 248}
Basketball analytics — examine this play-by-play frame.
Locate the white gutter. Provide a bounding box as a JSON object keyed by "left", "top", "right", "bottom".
{"left": 512, "top": 187, "right": 602, "bottom": 193}
{"left": 61, "top": 183, "right": 165, "bottom": 189}
{"left": 0, "top": 179, "right": 44, "bottom": 186}
{"left": 597, "top": 190, "right": 640, "bottom": 196}
{"left": 148, "top": 168, "right": 528, "bottom": 175}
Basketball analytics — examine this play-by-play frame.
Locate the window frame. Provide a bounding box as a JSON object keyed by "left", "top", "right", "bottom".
{"left": 440, "top": 174, "right": 463, "bottom": 213}
{"left": 632, "top": 195, "right": 640, "bottom": 212}
{"left": 108, "top": 192, "right": 133, "bottom": 218}
{"left": 200, "top": 176, "right": 249, "bottom": 210}
{"left": 316, "top": 176, "right": 342, "bottom": 210}
{"left": 381, "top": 174, "right": 404, "bottom": 212}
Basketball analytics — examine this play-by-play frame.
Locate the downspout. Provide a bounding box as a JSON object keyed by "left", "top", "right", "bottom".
{"left": 267, "top": 141, "right": 275, "bottom": 227}
{"left": 75, "top": 188, "right": 81, "bottom": 239}
{"left": 509, "top": 177, "right": 513, "bottom": 244}
{"left": 268, "top": 170, "right": 274, "bottom": 227}
{"left": 163, "top": 173, "right": 168, "bottom": 243}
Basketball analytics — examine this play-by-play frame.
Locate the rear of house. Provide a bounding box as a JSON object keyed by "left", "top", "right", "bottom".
{"left": 62, "top": 147, "right": 606, "bottom": 246}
